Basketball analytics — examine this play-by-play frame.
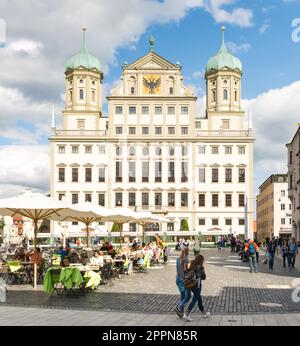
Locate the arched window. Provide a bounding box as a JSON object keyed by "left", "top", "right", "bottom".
{"left": 169, "top": 87, "right": 174, "bottom": 95}
{"left": 79, "top": 89, "right": 84, "bottom": 100}
{"left": 223, "top": 89, "right": 228, "bottom": 100}
{"left": 168, "top": 76, "right": 175, "bottom": 95}
{"left": 234, "top": 91, "right": 238, "bottom": 102}
{"left": 131, "top": 87, "right": 135, "bottom": 94}
{"left": 70, "top": 90, "right": 73, "bottom": 102}
{"left": 212, "top": 90, "right": 216, "bottom": 102}
{"left": 92, "top": 90, "right": 96, "bottom": 102}
{"left": 80, "top": 79, "right": 83, "bottom": 84}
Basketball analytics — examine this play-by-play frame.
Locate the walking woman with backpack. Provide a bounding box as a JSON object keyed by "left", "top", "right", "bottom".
{"left": 182, "top": 254, "right": 210, "bottom": 322}
{"left": 175, "top": 247, "right": 189, "bottom": 318}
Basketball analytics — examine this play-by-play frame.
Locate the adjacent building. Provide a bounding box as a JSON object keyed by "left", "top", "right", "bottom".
{"left": 287, "top": 125, "right": 300, "bottom": 241}
{"left": 49, "top": 28, "right": 255, "bottom": 243}
{"left": 257, "top": 174, "right": 292, "bottom": 241}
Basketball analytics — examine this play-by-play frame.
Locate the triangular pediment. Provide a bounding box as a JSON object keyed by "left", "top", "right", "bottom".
{"left": 125, "top": 51, "right": 179, "bottom": 71}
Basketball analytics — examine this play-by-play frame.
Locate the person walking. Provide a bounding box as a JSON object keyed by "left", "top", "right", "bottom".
{"left": 182, "top": 254, "right": 210, "bottom": 321}
{"left": 267, "top": 237, "right": 277, "bottom": 272}
{"left": 245, "top": 240, "right": 259, "bottom": 273}
{"left": 175, "top": 247, "right": 189, "bottom": 318}
{"left": 230, "top": 234, "right": 237, "bottom": 253}
{"left": 193, "top": 237, "right": 200, "bottom": 257}
{"left": 281, "top": 240, "right": 289, "bottom": 270}
{"left": 288, "top": 238, "right": 298, "bottom": 270}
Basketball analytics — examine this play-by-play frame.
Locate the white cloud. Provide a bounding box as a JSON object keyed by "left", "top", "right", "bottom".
{"left": 227, "top": 41, "right": 251, "bottom": 54}
{"left": 243, "top": 81, "right": 300, "bottom": 193}
{"left": 0, "top": 146, "right": 50, "bottom": 198}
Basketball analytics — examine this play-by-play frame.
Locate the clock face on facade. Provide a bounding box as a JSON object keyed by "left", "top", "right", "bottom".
{"left": 142, "top": 75, "right": 162, "bottom": 95}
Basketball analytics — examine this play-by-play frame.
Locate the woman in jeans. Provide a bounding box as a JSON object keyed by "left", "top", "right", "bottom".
{"left": 183, "top": 254, "right": 210, "bottom": 321}
{"left": 175, "top": 247, "right": 189, "bottom": 318}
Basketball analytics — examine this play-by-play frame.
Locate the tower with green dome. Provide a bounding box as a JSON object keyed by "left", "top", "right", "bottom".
{"left": 205, "top": 27, "right": 244, "bottom": 131}
{"left": 64, "top": 27, "right": 103, "bottom": 128}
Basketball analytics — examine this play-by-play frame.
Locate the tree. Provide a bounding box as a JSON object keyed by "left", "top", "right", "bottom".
{"left": 111, "top": 222, "right": 120, "bottom": 232}
{"left": 180, "top": 219, "right": 189, "bottom": 231}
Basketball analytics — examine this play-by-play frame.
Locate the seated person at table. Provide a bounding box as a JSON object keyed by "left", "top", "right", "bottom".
{"left": 90, "top": 251, "right": 104, "bottom": 267}
{"left": 61, "top": 257, "right": 70, "bottom": 267}
{"left": 15, "top": 246, "right": 27, "bottom": 261}
{"left": 27, "top": 247, "right": 43, "bottom": 266}
{"left": 57, "top": 246, "right": 68, "bottom": 260}
{"left": 80, "top": 250, "right": 89, "bottom": 266}
{"left": 68, "top": 248, "right": 80, "bottom": 263}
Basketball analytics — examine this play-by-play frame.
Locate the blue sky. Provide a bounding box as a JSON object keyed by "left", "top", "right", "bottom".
{"left": 1, "top": 0, "right": 300, "bottom": 199}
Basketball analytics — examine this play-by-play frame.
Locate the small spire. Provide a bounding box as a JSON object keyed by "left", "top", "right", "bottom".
{"left": 51, "top": 105, "right": 56, "bottom": 129}
{"left": 219, "top": 26, "right": 228, "bottom": 53}
{"left": 82, "top": 26, "right": 87, "bottom": 50}
{"left": 149, "top": 35, "right": 155, "bottom": 52}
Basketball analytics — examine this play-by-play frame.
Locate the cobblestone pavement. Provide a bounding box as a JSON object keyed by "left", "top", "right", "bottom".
{"left": 1, "top": 248, "right": 300, "bottom": 317}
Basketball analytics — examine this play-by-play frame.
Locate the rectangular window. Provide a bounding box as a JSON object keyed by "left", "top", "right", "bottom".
{"left": 167, "top": 223, "right": 175, "bottom": 232}
{"left": 225, "top": 194, "right": 232, "bottom": 207}
{"left": 85, "top": 194, "right": 92, "bottom": 203}
{"left": 58, "top": 194, "right": 65, "bottom": 201}
{"left": 116, "top": 161, "right": 122, "bottom": 182}
{"left": 116, "top": 127, "right": 123, "bottom": 135}
{"left": 281, "top": 190, "right": 286, "bottom": 197}
{"left": 129, "top": 223, "right": 137, "bottom": 232}
{"left": 211, "top": 146, "right": 219, "bottom": 154}
{"left": 168, "top": 161, "right": 175, "bottom": 182}
{"left": 98, "top": 194, "right": 105, "bottom": 207}
{"left": 99, "top": 167, "right": 105, "bottom": 182}
{"left": 168, "top": 193, "right": 175, "bottom": 207}
{"left": 168, "top": 106, "right": 175, "bottom": 115}
{"left": 129, "top": 193, "right": 136, "bottom": 207}
{"left": 225, "top": 146, "right": 232, "bottom": 155}
{"left": 115, "top": 106, "right": 123, "bottom": 114}
{"left": 72, "top": 146, "right": 79, "bottom": 154}
{"left": 98, "top": 145, "right": 105, "bottom": 154}
{"left": 212, "top": 194, "right": 219, "bottom": 207}
{"left": 142, "top": 127, "right": 149, "bottom": 135}
{"left": 181, "top": 127, "right": 188, "bottom": 135}
{"left": 85, "top": 168, "right": 92, "bottom": 182}
{"left": 155, "top": 127, "right": 162, "bottom": 135}
{"left": 225, "top": 219, "right": 232, "bottom": 226}
{"left": 289, "top": 151, "right": 293, "bottom": 165}
{"left": 225, "top": 168, "right": 232, "bottom": 183}
{"left": 199, "top": 168, "right": 206, "bottom": 183}
{"left": 77, "top": 119, "right": 85, "bottom": 130}
{"left": 142, "top": 193, "right": 149, "bottom": 208}
{"left": 239, "top": 194, "right": 245, "bottom": 207}
{"left": 115, "top": 193, "right": 122, "bottom": 207}
{"left": 155, "top": 106, "right": 162, "bottom": 115}
{"left": 238, "top": 146, "right": 246, "bottom": 155}
{"left": 58, "top": 146, "right": 65, "bottom": 154}
{"left": 129, "top": 106, "right": 136, "bottom": 115}
{"left": 142, "top": 162, "right": 149, "bottom": 182}
{"left": 239, "top": 169, "right": 246, "bottom": 183}
{"left": 72, "top": 168, "right": 78, "bottom": 182}
{"left": 85, "top": 145, "right": 92, "bottom": 154}
{"left": 222, "top": 119, "right": 230, "bottom": 130}
{"left": 212, "top": 168, "right": 219, "bottom": 183}
{"left": 281, "top": 204, "right": 286, "bottom": 211}
{"left": 129, "top": 127, "right": 136, "bottom": 135}
{"left": 168, "top": 127, "right": 175, "bottom": 135}
{"left": 182, "top": 146, "right": 188, "bottom": 156}
{"left": 58, "top": 168, "right": 65, "bottom": 182}
{"left": 128, "top": 162, "right": 136, "bottom": 182}
{"left": 72, "top": 194, "right": 78, "bottom": 204}
{"left": 281, "top": 218, "right": 286, "bottom": 225}
{"left": 198, "top": 146, "right": 205, "bottom": 154}
{"left": 181, "top": 162, "right": 188, "bottom": 182}
{"left": 199, "top": 219, "right": 205, "bottom": 226}
{"left": 212, "top": 219, "right": 219, "bottom": 226}
{"left": 155, "top": 162, "right": 162, "bottom": 182}
{"left": 181, "top": 106, "right": 188, "bottom": 115}
{"left": 199, "top": 194, "right": 205, "bottom": 207}
{"left": 181, "top": 193, "right": 188, "bottom": 207}
{"left": 72, "top": 221, "right": 78, "bottom": 226}
{"left": 239, "top": 219, "right": 245, "bottom": 226}
{"left": 155, "top": 193, "right": 162, "bottom": 208}
{"left": 195, "top": 121, "right": 201, "bottom": 129}
{"left": 142, "top": 106, "right": 149, "bottom": 114}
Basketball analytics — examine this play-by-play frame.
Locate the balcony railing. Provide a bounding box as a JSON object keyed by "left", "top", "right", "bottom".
{"left": 196, "top": 130, "right": 251, "bottom": 137}
{"left": 51, "top": 130, "right": 107, "bottom": 137}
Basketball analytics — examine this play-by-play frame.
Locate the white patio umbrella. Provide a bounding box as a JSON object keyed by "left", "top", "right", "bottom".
{"left": 0, "top": 189, "right": 81, "bottom": 288}
{"left": 55, "top": 202, "right": 111, "bottom": 248}
{"left": 135, "top": 211, "right": 167, "bottom": 242}
{"left": 105, "top": 208, "right": 138, "bottom": 248}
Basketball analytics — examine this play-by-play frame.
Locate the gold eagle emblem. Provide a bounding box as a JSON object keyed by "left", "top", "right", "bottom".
{"left": 143, "top": 76, "right": 161, "bottom": 94}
